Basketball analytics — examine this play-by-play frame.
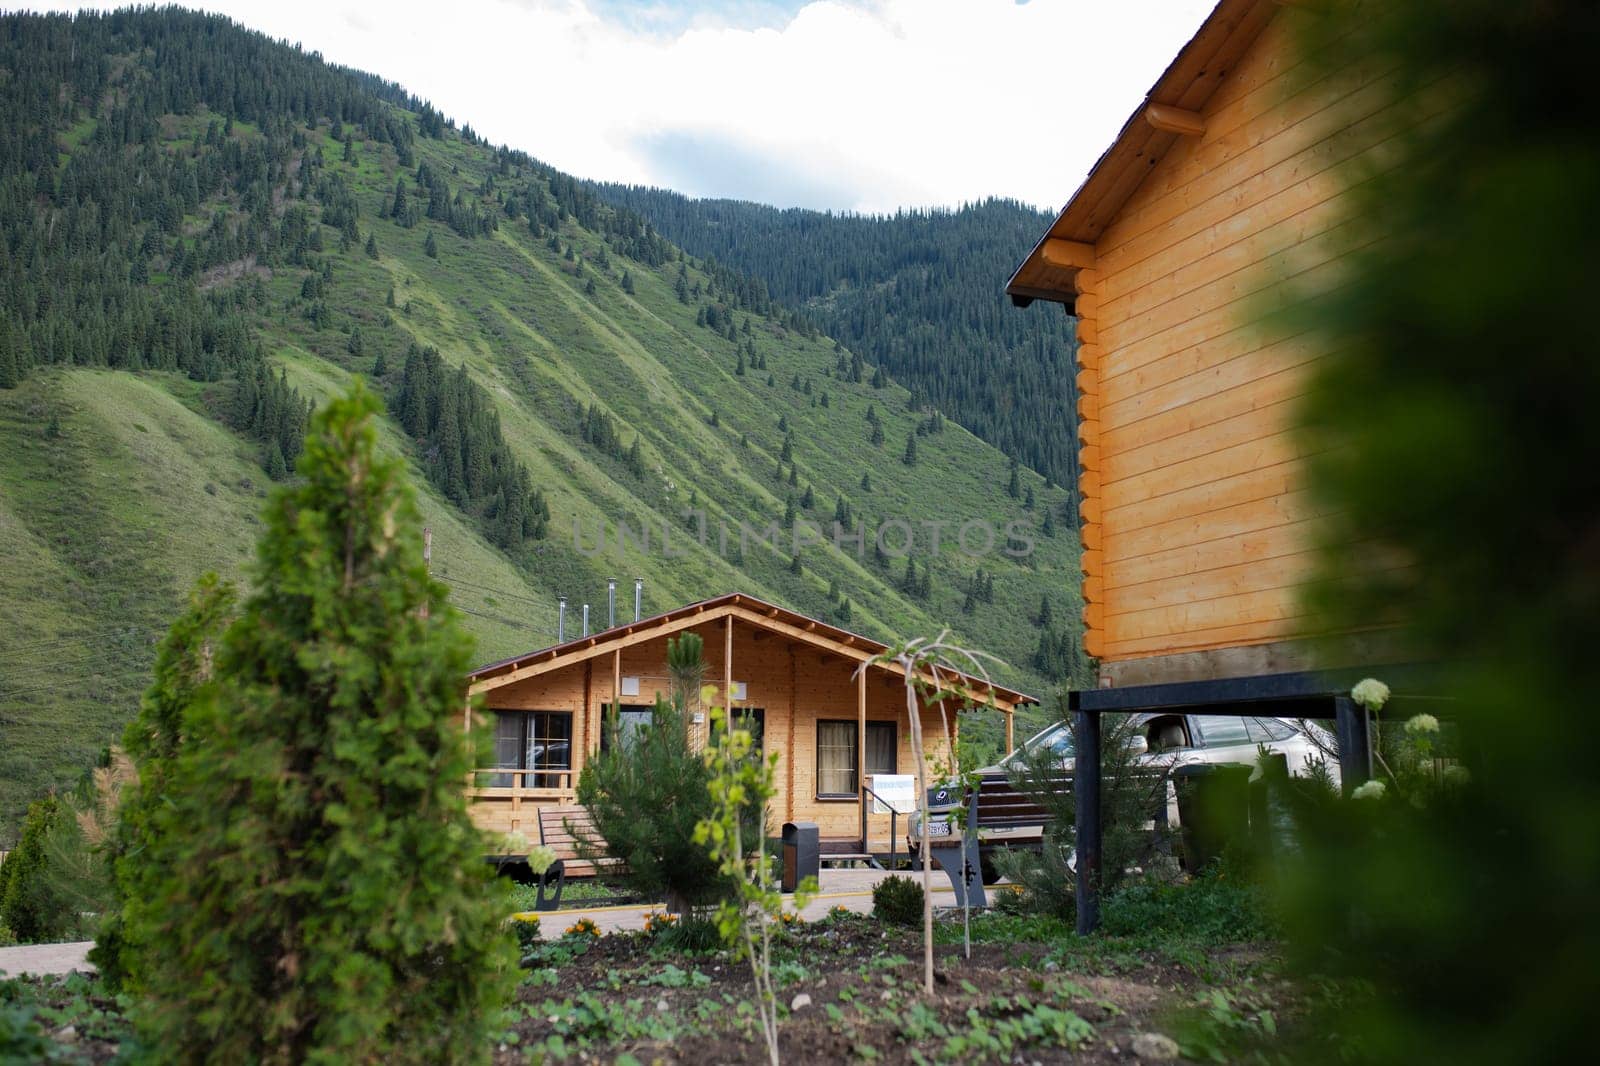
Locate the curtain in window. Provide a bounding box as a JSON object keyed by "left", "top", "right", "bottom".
{"left": 490, "top": 712, "right": 522, "bottom": 787}
{"left": 865, "top": 722, "right": 897, "bottom": 779}
{"left": 817, "top": 721, "right": 856, "bottom": 796}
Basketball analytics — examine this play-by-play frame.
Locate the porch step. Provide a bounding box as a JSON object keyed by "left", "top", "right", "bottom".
{"left": 819, "top": 852, "right": 875, "bottom": 865}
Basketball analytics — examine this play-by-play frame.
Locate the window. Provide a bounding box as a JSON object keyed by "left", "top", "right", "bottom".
{"left": 712, "top": 708, "right": 766, "bottom": 752}
{"left": 816, "top": 720, "right": 896, "bottom": 798}
{"left": 1247, "top": 717, "right": 1299, "bottom": 743}
{"left": 600, "top": 703, "right": 655, "bottom": 754}
{"left": 489, "top": 711, "right": 573, "bottom": 788}
{"left": 1194, "top": 715, "right": 1253, "bottom": 748}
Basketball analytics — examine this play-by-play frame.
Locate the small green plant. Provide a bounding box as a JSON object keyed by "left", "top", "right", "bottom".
{"left": 1168, "top": 985, "right": 1280, "bottom": 1063}
{"left": 696, "top": 688, "right": 816, "bottom": 1066}
{"left": 871, "top": 875, "right": 923, "bottom": 928}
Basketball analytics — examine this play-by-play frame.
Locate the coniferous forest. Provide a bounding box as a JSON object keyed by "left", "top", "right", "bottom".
{"left": 0, "top": 7, "right": 1085, "bottom": 842}
{"left": 589, "top": 187, "right": 1081, "bottom": 487}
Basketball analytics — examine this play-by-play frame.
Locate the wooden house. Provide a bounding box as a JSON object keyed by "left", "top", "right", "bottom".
{"left": 1005, "top": 0, "right": 1411, "bottom": 930}
{"left": 465, "top": 592, "right": 1033, "bottom": 859}
{"left": 1007, "top": 0, "right": 1401, "bottom": 691}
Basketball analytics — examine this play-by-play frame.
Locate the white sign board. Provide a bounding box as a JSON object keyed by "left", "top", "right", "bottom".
{"left": 870, "top": 774, "right": 917, "bottom": 814}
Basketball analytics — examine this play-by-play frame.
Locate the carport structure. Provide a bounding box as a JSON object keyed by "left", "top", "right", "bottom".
{"left": 1069, "top": 667, "right": 1445, "bottom": 934}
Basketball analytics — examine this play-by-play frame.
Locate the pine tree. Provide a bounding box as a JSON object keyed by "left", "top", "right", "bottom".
{"left": 347, "top": 326, "right": 365, "bottom": 357}
{"left": 1007, "top": 458, "right": 1021, "bottom": 499}
{"left": 365, "top": 233, "right": 378, "bottom": 258}
{"left": 372, "top": 352, "right": 388, "bottom": 378}
{"left": 1038, "top": 595, "right": 1054, "bottom": 628}
{"left": 789, "top": 552, "right": 803, "bottom": 575}
{"left": 903, "top": 432, "right": 917, "bottom": 465}
{"left": 423, "top": 230, "right": 438, "bottom": 258}
{"left": 128, "top": 385, "right": 513, "bottom": 1059}
{"left": 870, "top": 422, "right": 885, "bottom": 447}
{"left": 1025, "top": 485, "right": 1036, "bottom": 510}
{"left": 1042, "top": 507, "right": 1056, "bottom": 537}
{"left": 801, "top": 485, "right": 814, "bottom": 510}
{"left": 860, "top": 472, "right": 872, "bottom": 493}
{"left": 265, "top": 441, "right": 288, "bottom": 480}
{"left": 386, "top": 285, "right": 397, "bottom": 309}
{"left": 584, "top": 277, "right": 597, "bottom": 296}
{"left": 621, "top": 270, "right": 634, "bottom": 294}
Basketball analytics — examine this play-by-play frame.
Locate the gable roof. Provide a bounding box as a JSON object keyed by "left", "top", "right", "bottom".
{"left": 468, "top": 591, "right": 1036, "bottom": 711}
{"left": 1006, "top": 0, "right": 1279, "bottom": 309}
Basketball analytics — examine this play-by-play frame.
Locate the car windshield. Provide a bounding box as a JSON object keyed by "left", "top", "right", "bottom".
{"left": 1012, "top": 723, "right": 1074, "bottom": 761}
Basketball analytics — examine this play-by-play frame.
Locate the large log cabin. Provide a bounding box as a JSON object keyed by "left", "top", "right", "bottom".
{"left": 465, "top": 592, "right": 1034, "bottom": 860}
{"left": 1009, "top": 0, "right": 1405, "bottom": 690}
{"left": 1007, "top": 0, "right": 1417, "bottom": 926}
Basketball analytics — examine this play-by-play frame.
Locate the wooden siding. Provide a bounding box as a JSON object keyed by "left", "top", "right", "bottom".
{"left": 1078, "top": 13, "right": 1401, "bottom": 664}
{"left": 468, "top": 617, "right": 958, "bottom": 848}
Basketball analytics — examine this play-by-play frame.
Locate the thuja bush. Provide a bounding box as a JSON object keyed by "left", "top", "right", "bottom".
{"left": 93, "top": 574, "right": 237, "bottom": 991}
{"left": 872, "top": 875, "right": 924, "bottom": 928}
{"left": 0, "top": 796, "right": 74, "bottom": 944}
{"left": 125, "top": 384, "right": 515, "bottom": 1062}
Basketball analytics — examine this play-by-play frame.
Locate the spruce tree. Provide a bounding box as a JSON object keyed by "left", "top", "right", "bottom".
{"left": 424, "top": 230, "right": 438, "bottom": 258}
{"left": 365, "top": 233, "right": 378, "bottom": 258}
{"left": 128, "top": 384, "right": 513, "bottom": 1061}
{"left": 860, "top": 472, "right": 872, "bottom": 493}
{"left": 903, "top": 432, "right": 917, "bottom": 465}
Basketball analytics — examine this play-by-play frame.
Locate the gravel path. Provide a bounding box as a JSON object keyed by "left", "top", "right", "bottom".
{"left": 0, "top": 940, "right": 94, "bottom": 977}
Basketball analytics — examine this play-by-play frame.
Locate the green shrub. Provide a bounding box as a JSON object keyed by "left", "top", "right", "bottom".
{"left": 872, "top": 875, "right": 924, "bottom": 927}
{"left": 1100, "top": 866, "right": 1276, "bottom": 945}
{"left": 93, "top": 575, "right": 237, "bottom": 992}
{"left": 0, "top": 796, "right": 78, "bottom": 944}
{"left": 124, "top": 384, "right": 515, "bottom": 1062}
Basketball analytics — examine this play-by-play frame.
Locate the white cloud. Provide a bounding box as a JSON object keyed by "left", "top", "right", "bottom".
{"left": 45, "top": 0, "right": 1214, "bottom": 213}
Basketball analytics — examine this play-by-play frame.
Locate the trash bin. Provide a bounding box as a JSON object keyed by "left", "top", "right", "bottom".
{"left": 1172, "top": 764, "right": 1252, "bottom": 871}
{"left": 781, "top": 821, "right": 819, "bottom": 893}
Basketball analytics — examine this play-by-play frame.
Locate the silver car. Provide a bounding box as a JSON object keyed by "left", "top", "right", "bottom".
{"left": 909, "top": 712, "right": 1337, "bottom": 880}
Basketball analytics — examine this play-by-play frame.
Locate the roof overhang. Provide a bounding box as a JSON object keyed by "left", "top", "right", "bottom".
{"left": 467, "top": 591, "right": 1037, "bottom": 713}
{"left": 1006, "top": 0, "right": 1281, "bottom": 308}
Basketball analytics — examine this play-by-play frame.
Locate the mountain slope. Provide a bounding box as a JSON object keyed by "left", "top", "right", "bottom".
{"left": 589, "top": 187, "right": 1082, "bottom": 486}
{"left": 0, "top": 8, "right": 1085, "bottom": 842}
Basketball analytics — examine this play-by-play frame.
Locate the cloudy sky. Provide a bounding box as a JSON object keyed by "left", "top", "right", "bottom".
{"left": 49, "top": 0, "right": 1215, "bottom": 213}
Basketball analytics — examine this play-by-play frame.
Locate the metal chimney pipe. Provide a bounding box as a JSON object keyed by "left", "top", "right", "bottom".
{"left": 633, "top": 578, "right": 643, "bottom": 621}
{"left": 607, "top": 579, "right": 617, "bottom": 629}
{"left": 582, "top": 604, "right": 590, "bottom": 637}
{"left": 558, "top": 596, "right": 567, "bottom": 643}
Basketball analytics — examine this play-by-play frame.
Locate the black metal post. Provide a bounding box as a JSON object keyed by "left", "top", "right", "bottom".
{"left": 1333, "top": 695, "right": 1372, "bottom": 795}
{"left": 1074, "top": 709, "right": 1102, "bottom": 935}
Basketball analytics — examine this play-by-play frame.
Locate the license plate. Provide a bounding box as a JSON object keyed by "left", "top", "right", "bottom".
{"left": 925, "top": 821, "right": 952, "bottom": 837}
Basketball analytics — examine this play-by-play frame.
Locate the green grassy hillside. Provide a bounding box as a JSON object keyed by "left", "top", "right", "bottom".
{"left": 0, "top": 10, "right": 1082, "bottom": 842}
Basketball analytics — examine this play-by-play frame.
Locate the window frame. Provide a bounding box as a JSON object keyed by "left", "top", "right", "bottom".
{"left": 815, "top": 718, "right": 898, "bottom": 800}
{"left": 488, "top": 709, "right": 574, "bottom": 788}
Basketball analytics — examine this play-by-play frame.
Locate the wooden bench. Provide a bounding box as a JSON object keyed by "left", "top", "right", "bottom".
{"left": 929, "top": 765, "right": 1176, "bottom": 907}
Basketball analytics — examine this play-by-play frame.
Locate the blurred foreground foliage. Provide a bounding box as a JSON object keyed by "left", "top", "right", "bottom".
{"left": 1285, "top": 0, "right": 1600, "bottom": 1061}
